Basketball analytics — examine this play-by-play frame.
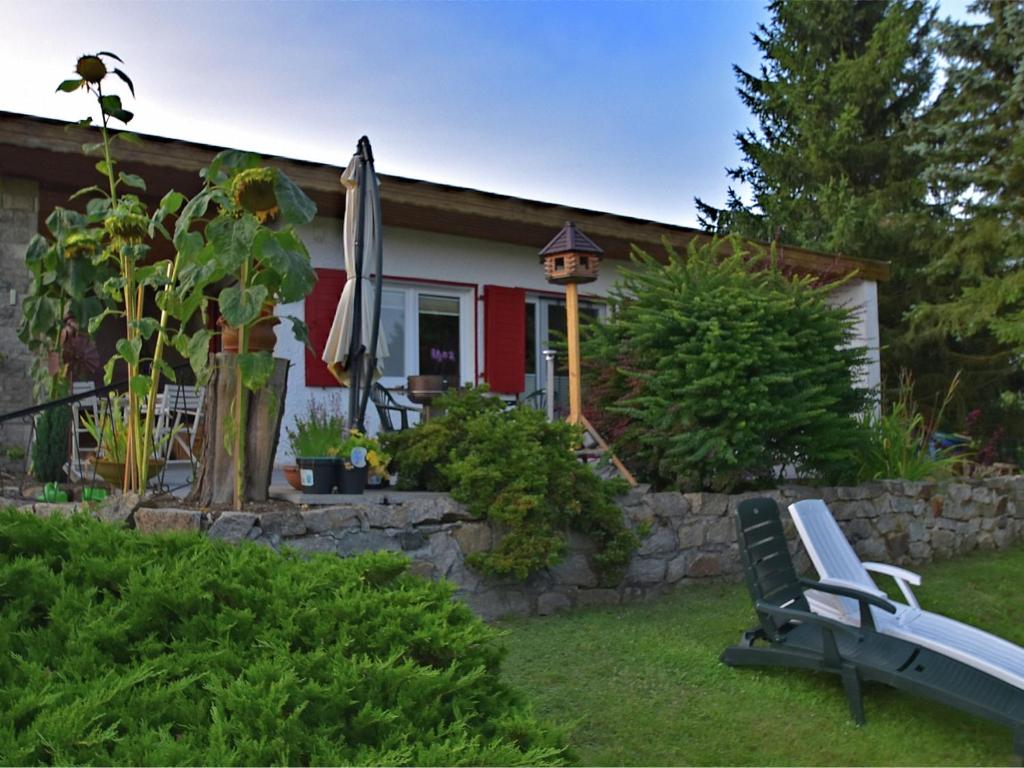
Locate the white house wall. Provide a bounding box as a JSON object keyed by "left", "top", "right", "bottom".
{"left": 275, "top": 217, "right": 626, "bottom": 462}
{"left": 825, "top": 278, "right": 882, "bottom": 400}
{"left": 265, "top": 215, "right": 881, "bottom": 463}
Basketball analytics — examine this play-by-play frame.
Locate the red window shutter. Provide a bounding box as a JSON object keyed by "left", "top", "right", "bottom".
{"left": 304, "top": 268, "right": 346, "bottom": 387}
{"left": 483, "top": 285, "right": 526, "bottom": 395}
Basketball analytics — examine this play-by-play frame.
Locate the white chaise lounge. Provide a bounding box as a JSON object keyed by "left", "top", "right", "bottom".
{"left": 789, "top": 498, "right": 1024, "bottom": 693}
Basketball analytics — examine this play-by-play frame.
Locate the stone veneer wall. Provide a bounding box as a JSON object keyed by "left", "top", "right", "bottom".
{"left": 11, "top": 477, "right": 1024, "bottom": 620}
{"left": 0, "top": 176, "right": 39, "bottom": 452}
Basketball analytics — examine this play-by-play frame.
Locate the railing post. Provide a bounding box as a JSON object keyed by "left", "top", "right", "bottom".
{"left": 542, "top": 349, "right": 557, "bottom": 422}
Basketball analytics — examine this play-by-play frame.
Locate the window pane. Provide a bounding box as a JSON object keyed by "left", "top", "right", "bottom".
{"left": 419, "top": 294, "right": 460, "bottom": 377}
{"left": 381, "top": 289, "right": 405, "bottom": 377}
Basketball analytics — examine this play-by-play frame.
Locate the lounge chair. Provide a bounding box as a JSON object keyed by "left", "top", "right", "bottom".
{"left": 721, "top": 497, "right": 1023, "bottom": 762}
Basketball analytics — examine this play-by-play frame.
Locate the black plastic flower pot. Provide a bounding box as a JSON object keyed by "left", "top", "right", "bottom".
{"left": 337, "top": 463, "right": 368, "bottom": 495}
{"left": 296, "top": 457, "right": 336, "bottom": 494}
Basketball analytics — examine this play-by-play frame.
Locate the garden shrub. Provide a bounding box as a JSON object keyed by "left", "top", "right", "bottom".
{"left": 582, "top": 236, "right": 871, "bottom": 492}
{"left": 382, "top": 389, "right": 636, "bottom": 582}
{"left": 31, "top": 405, "right": 70, "bottom": 483}
{"left": 0, "top": 509, "right": 566, "bottom": 766}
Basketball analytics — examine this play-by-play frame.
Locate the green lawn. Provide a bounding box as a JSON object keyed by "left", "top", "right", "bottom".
{"left": 498, "top": 545, "right": 1024, "bottom": 766}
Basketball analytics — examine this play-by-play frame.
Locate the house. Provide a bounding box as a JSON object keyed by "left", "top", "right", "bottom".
{"left": 0, "top": 111, "right": 888, "bottom": 461}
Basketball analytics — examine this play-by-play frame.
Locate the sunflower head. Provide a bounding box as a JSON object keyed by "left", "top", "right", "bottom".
{"left": 76, "top": 55, "right": 107, "bottom": 84}
{"left": 232, "top": 167, "right": 279, "bottom": 223}
{"left": 104, "top": 208, "right": 149, "bottom": 244}
{"left": 63, "top": 230, "right": 101, "bottom": 260}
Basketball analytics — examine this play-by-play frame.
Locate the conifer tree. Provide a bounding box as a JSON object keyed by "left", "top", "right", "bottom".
{"left": 911, "top": 2, "right": 1024, "bottom": 352}
{"left": 698, "top": 0, "right": 1020, "bottom": 440}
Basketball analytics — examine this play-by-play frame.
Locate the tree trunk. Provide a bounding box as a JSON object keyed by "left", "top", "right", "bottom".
{"left": 188, "top": 353, "right": 288, "bottom": 508}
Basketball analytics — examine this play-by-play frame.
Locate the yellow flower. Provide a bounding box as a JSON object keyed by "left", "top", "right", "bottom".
{"left": 232, "top": 168, "right": 279, "bottom": 223}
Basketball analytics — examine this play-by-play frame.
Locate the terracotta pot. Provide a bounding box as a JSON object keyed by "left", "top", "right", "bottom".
{"left": 220, "top": 306, "right": 279, "bottom": 353}
{"left": 92, "top": 458, "right": 165, "bottom": 486}
{"left": 282, "top": 464, "right": 303, "bottom": 491}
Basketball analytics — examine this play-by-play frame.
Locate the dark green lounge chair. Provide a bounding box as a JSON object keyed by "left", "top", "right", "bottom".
{"left": 721, "top": 497, "right": 1024, "bottom": 763}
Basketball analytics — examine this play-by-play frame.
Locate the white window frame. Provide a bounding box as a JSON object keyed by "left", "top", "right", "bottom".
{"left": 377, "top": 280, "right": 475, "bottom": 390}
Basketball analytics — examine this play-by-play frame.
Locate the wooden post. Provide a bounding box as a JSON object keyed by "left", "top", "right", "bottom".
{"left": 565, "top": 282, "right": 582, "bottom": 424}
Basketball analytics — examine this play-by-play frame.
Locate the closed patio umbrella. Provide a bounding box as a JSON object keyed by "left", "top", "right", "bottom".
{"left": 321, "top": 136, "right": 388, "bottom": 431}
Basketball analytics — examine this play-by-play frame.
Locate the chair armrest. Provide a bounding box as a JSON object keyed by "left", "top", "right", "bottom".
{"left": 754, "top": 600, "right": 863, "bottom": 640}
{"left": 863, "top": 562, "right": 921, "bottom": 609}
{"left": 799, "top": 576, "right": 897, "bottom": 631}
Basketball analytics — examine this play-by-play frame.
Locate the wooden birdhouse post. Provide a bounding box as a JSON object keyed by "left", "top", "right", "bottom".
{"left": 539, "top": 221, "right": 603, "bottom": 424}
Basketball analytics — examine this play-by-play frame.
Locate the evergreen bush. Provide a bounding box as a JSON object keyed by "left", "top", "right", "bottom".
{"left": 582, "top": 237, "right": 871, "bottom": 492}
{"left": 0, "top": 509, "right": 566, "bottom": 766}
{"left": 382, "top": 389, "right": 636, "bottom": 582}
{"left": 31, "top": 405, "right": 70, "bottom": 483}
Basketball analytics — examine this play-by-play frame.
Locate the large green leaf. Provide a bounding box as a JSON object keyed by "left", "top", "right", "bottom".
{"left": 185, "top": 329, "right": 214, "bottom": 381}
{"left": 218, "top": 284, "right": 267, "bottom": 328}
{"left": 158, "top": 190, "right": 185, "bottom": 217}
{"left": 273, "top": 170, "right": 316, "bottom": 225}
{"left": 207, "top": 213, "right": 257, "bottom": 273}
{"left": 24, "top": 236, "right": 49, "bottom": 267}
{"left": 254, "top": 229, "right": 315, "bottom": 303}
{"left": 283, "top": 315, "right": 311, "bottom": 348}
{"left": 173, "top": 190, "right": 212, "bottom": 247}
{"left": 118, "top": 172, "right": 146, "bottom": 191}
{"left": 237, "top": 351, "right": 275, "bottom": 392}
{"left": 56, "top": 78, "right": 83, "bottom": 93}
{"left": 116, "top": 337, "right": 142, "bottom": 367}
{"left": 130, "top": 317, "right": 161, "bottom": 340}
{"left": 203, "top": 150, "right": 260, "bottom": 184}
{"left": 129, "top": 374, "right": 151, "bottom": 399}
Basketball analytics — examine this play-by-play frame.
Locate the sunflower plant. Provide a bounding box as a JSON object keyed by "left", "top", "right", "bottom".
{"left": 47, "top": 52, "right": 316, "bottom": 505}
{"left": 163, "top": 150, "right": 317, "bottom": 506}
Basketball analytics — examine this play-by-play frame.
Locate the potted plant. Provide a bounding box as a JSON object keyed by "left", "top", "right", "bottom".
{"left": 286, "top": 401, "right": 345, "bottom": 494}
{"left": 81, "top": 394, "right": 164, "bottom": 486}
{"left": 336, "top": 430, "right": 390, "bottom": 494}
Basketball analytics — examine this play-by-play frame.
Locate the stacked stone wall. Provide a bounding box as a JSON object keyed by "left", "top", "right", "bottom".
{"left": 0, "top": 176, "right": 38, "bottom": 456}
{"left": 11, "top": 477, "right": 1024, "bottom": 620}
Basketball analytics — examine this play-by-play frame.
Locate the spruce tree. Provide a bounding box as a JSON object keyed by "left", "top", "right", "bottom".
{"left": 698, "top": 0, "right": 1019, "bottom": 439}
{"left": 911, "top": 2, "right": 1024, "bottom": 352}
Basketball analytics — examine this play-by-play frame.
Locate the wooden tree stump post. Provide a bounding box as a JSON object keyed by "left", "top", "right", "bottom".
{"left": 189, "top": 353, "right": 288, "bottom": 507}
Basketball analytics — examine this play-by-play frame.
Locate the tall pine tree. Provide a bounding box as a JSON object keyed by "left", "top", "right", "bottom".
{"left": 912, "top": 2, "right": 1024, "bottom": 349}
{"left": 699, "top": 0, "right": 1018, "bottom": 440}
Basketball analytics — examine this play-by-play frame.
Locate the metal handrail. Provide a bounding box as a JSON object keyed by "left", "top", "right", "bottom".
{"left": 0, "top": 362, "right": 192, "bottom": 424}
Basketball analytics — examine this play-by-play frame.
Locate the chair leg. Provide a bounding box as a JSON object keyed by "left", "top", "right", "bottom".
{"left": 840, "top": 663, "right": 866, "bottom": 726}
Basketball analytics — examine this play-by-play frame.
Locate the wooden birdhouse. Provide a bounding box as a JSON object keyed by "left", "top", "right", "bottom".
{"left": 538, "top": 221, "right": 603, "bottom": 285}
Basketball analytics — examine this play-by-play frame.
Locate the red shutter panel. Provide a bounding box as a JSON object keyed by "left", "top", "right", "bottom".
{"left": 483, "top": 285, "right": 526, "bottom": 395}
{"left": 304, "top": 268, "right": 346, "bottom": 387}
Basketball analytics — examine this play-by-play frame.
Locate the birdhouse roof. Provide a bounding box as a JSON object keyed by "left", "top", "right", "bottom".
{"left": 538, "top": 221, "right": 604, "bottom": 258}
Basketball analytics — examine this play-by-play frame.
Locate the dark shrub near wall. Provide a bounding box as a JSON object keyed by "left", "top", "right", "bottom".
{"left": 0, "top": 509, "right": 566, "bottom": 766}
{"left": 583, "top": 236, "right": 871, "bottom": 492}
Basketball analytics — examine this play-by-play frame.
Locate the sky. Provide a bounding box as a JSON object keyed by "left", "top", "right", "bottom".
{"left": 3, "top": 1, "right": 975, "bottom": 229}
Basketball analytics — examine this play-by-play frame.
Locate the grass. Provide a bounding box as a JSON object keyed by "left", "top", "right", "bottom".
{"left": 498, "top": 544, "right": 1024, "bottom": 766}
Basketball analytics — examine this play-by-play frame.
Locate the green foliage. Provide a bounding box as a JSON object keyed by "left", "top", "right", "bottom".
{"left": 382, "top": 389, "right": 636, "bottom": 583}
{"left": 582, "top": 237, "right": 870, "bottom": 492}
{"left": 31, "top": 406, "right": 70, "bottom": 483}
{"left": 286, "top": 398, "right": 345, "bottom": 457}
{"left": 910, "top": 3, "right": 1024, "bottom": 389}
{"left": 694, "top": 0, "right": 1020, "bottom": 457}
{"left": 857, "top": 372, "right": 964, "bottom": 482}
{"left": 0, "top": 509, "right": 566, "bottom": 766}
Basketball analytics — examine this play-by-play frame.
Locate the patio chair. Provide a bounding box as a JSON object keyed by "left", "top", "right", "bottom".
{"left": 369, "top": 383, "right": 419, "bottom": 432}
{"left": 152, "top": 384, "right": 205, "bottom": 461}
{"left": 721, "top": 497, "right": 1023, "bottom": 762}
{"left": 789, "top": 498, "right": 1024, "bottom": 693}
{"left": 68, "top": 380, "right": 100, "bottom": 480}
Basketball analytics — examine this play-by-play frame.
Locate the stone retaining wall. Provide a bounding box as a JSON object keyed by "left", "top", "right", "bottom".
{"left": 11, "top": 477, "right": 1024, "bottom": 620}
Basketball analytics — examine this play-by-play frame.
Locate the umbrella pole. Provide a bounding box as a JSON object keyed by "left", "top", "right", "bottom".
{"left": 357, "top": 138, "right": 382, "bottom": 432}
{"left": 347, "top": 145, "right": 368, "bottom": 433}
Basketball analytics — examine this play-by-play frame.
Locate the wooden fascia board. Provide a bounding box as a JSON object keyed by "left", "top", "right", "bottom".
{"left": 0, "top": 113, "right": 889, "bottom": 281}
